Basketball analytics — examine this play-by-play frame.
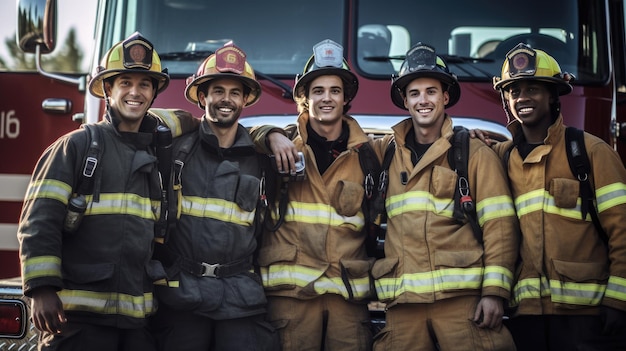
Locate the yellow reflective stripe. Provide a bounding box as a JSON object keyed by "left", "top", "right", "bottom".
{"left": 513, "top": 276, "right": 605, "bottom": 306}
{"left": 386, "top": 191, "right": 453, "bottom": 219}
{"left": 25, "top": 179, "right": 72, "bottom": 204}
{"left": 260, "top": 264, "right": 371, "bottom": 299}
{"left": 375, "top": 267, "right": 483, "bottom": 300}
{"left": 284, "top": 201, "right": 364, "bottom": 230}
{"left": 84, "top": 193, "right": 158, "bottom": 220}
{"left": 483, "top": 265, "right": 514, "bottom": 290}
{"left": 596, "top": 182, "right": 626, "bottom": 212}
{"left": 515, "top": 189, "right": 589, "bottom": 221}
{"left": 475, "top": 195, "right": 516, "bottom": 226}
{"left": 511, "top": 276, "right": 550, "bottom": 306}
{"left": 605, "top": 275, "right": 626, "bottom": 301}
{"left": 22, "top": 256, "right": 62, "bottom": 281}
{"left": 181, "top": 196, "right": 255, "bottom": 226}
{"left": 549, "top": 279, "right": 605, "bottom": 305}
{"left": 58, "top": 290, "right": 154, "bottom": 318}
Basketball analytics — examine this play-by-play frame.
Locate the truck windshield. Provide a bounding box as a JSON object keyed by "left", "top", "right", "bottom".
{"left": 355, "top": 0, "right": 609, "bottom": 85}
{"left": 102, "top": 0, "right": 608, "bottom": 85}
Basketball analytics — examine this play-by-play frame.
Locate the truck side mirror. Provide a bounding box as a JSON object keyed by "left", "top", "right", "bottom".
{"left": 17, "top": 0, "right": 57, "bottom": 54}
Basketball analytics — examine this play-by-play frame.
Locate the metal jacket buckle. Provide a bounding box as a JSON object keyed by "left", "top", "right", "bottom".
{"left": 200, "top": 262, "right": 220, "bottom": 277}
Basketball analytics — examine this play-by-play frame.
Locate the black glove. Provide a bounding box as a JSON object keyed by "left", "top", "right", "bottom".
{"left": 600, "top": 306, "right": 626, "bottom": 336}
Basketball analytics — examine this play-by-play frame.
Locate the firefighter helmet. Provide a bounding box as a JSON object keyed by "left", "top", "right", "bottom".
{"left": 390, "top": 43, "right": 460, "bottom": 110}
{"left": 293, "top": 39, "right": 359, "bottom": 102}
{"left": 493, "top": 42, "right": 572, "bottom": 95}
{"left": 88, "top": 32, "right": 169, "bottom": 99}
{"left": 185, "top": 42, "right": 261, "bottom": 109}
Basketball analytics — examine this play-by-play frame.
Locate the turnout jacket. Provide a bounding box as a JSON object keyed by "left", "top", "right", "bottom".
{"left": 18, "top": 113, "right": 164, "bottom": 328}
{"left": 154, "top": 119, "right": 269, "bottom": 320}
{"left": 493, "top": 115, "right": 626, "bottom": 315}
{"left": 253, "top": 113, "right": 377, "bottom": 301}
{"left": 371, "top": 116, "right": 519, "bottom": 307}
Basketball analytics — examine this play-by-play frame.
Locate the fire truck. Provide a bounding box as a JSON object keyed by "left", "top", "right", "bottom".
{"left": 2, "top": 0, "right": 626, "bottom": 346}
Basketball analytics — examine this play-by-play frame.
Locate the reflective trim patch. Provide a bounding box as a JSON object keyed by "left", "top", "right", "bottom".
{"left": 22, "top": 256, "right": 62, "bottom": 281}
{"left": 475, "top": 195, "right": 516, "bottom": 226}
{"left": 260, "top": 264, "right": 372, "bottom": 299}
{"left": 58, "top": 290, "right": 154, "bottom": 318}
{"left": 281, "top": 201, "right": 364, "bottom": 231}
{"left": 25, "top": 179, "right": 72, "bottom": 204}
{"left": 85, "top": 193, "right": 158, "bottom": 220}
{"left": 386, "top": 191, "right": 454, "bottom": 219}
{"left": 374, "top": 267, "right": 484, "bottom": 300}
{"left": 515, "top": 189, "right": 589, "bottom": 221}
{"left": 181, "top": 196, "right": 255, "bottom": 226}
{"left": 596, "top": 182, "right": 626, "bottom": 213}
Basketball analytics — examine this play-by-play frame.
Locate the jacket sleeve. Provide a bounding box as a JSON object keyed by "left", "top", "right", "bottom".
{"left": 17, "top": 132, "right": 85, "bottom": 296}
{"left": 149, "top": 108, "right": 201, "bottom": 137}
{"left": 249, "top": 125, "right": 289, "bottom": 154}
{"left": 469, "top": 139, "right": 520, "bottom": 300}
{"left": 587, "top": 135, "right": 626, "bottom": 312}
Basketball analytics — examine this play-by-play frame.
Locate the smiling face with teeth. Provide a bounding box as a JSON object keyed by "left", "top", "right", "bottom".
{"left": 199, "top": 77, "right": 248, "bottom": 129}
{"left": 104, "top": 73, "right": 156, "bottom": 132}
{"left": 504, "top": 80, "right": 555, "bottom": 142}
{"left": 403, "top": 77, "right": 449, "bottom": 143}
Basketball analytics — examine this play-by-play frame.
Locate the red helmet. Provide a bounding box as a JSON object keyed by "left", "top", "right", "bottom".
{"left": 185, "top": 42, "right": 261, "bottom": 109}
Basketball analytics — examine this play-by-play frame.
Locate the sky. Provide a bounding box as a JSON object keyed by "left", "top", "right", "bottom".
{"left": 1, "top": 0, "right": 97, "bottom": 71}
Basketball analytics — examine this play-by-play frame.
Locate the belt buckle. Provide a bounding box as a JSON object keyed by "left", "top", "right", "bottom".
{"left": 200, "top": 262, "right": 220, "bottom": 277}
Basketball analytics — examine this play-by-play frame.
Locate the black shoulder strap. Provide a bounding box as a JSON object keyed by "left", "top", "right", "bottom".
{"left": 77, "top": 124, "right": 103, "bottom": 202}
{"left": 161, "top": 133, "right": 199, "bottom": 241}
{"left": 448, "top": 126, "right": 483, "bottom": 244}
{"left": 357, "top": 140, "right": 395, "bottom": 258}
{"left": 564, "top": 127, "right": 608, "bottom": 244}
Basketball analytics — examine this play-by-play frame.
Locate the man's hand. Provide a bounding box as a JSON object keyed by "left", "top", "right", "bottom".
{"left": 30, "top": 286, "right": 66, "bottom": 334}
{"left": 267, "top": 132, "right": 300, "bottom": 174}
{"left": 468, "top": 129, "right": 496, "bottom": 146}
{"left": 472, "top": 296, "right": 505, "bottom": 330}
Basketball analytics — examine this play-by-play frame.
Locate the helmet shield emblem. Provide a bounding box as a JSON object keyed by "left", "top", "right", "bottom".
{"left": 313, "top": 39, "right": 344, "bottom": 69}
{"left": 506, "top": 44, "right": 538, "bottom": 78}
{"left": 123, "top": 37, "right": 154, "bottom": 70}
{"left": 215, "top": 43, "right": 246, "bottom": 75}
{"left": 404, "top": 44, "right": 437, "bottom": 73}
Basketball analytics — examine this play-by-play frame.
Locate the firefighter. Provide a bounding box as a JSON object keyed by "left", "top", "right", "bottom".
{"left": 17, "top": 32, "right": 171, "bottom": 350}
{"left": 369, "top": 43, "right": 519, "bottom": 350}
{"left": 251, "top": 39, "right": 375, "bottom": 350}
{"left": 149, "top": 42, "right": 280, "bottom": 351}
{"left": 489, "top": 43, "right": 626, "bottom": 350}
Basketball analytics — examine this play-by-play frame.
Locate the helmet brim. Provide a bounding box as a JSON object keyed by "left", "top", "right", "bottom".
{"left": 185, "top": 73, "right": 262, "bottom": 109}
{"left": 293, "top": 67, "right": 359, "bottom": 102}
{"left": 390, "top": 71, "right": 461, "bottom": 110}
{"left": 493, "top": 76, "right": 572, "bottom": 96}
{"left": 88, "top": 69, "right": 170, "bottom": 99}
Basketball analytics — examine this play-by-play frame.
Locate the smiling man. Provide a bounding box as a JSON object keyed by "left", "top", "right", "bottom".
{"left": 18, "top": 32, "right": 171, "bottom": 350}
{"left": 370, "top": 43, "right": 519, "bottom": 351}
{"left": 251, "top": 39, "right": 376, "bottom": 351}
{"left": 491, "top": 43, "right": 626, "bottom": 350}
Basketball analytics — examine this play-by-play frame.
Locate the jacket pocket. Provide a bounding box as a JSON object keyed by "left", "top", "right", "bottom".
{"left": 340, "top": 258, "right": 375, "bottom": 278}
{"left": 155, "top": 270, "right": 204, "bottom": 311}
{"left": 62, "top": 263, "right": 115, "bottom": 284}
{"left": 550, "top": 259, "right": 608, "bottom": 308}
{"left": 551, "top": 259, "right": 609, "bottom": 282}
{"left": 257, "top": 244, "right": 297, "bottom": 267}
{"left": 145, "top": 259, "right": 168, "bottom": 282}
{"left": 431, "top": 165, "right": 457, "bottom": 208}
{"left": 371, "top": 257, "right": 399, "bottom": 279}
{"left": 549, "top": 178, "right": 579, "bottom": 208}
{"left": 332, "top": 180, "right": 365, "bottom": 217}
{"left": 235, "top": 174, "right": 261, "bottom": 212}
{"left": 434, "top": 249, "right": 484, "bottom": 292}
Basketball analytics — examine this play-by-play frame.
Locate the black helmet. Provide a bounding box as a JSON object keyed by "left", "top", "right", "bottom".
{"left": 390, "top": 43, "right": 460, "bottom": 110}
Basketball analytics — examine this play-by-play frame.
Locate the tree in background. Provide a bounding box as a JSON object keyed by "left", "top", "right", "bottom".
{"left": 0, "top": 27, "right": 83, "bottom": 72}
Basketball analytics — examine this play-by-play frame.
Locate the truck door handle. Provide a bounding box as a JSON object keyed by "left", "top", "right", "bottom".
{"left": 42, "top": 98, "right": 72, "bottom": 114}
